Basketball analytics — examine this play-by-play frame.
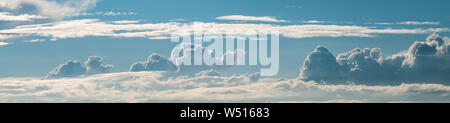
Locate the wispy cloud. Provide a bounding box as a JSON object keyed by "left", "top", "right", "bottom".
{"left": 0, "top": 19, "right": 447, "bottom": 41}
{"left": 216, "top": 15, "right": 288, "bottom": 22}
{"left": 370, "top": 21, "right": 440, "bottom": 25}
{"left": 74, "top": 11, "right": 137, "bottom": 16}
{"left": 0, "top": 42, "right": 9, "bottom": 46}
{"left": 112, "top": 20, "right": 140, "bottom": 24}
{"left": 302, "top": 20, "right": 326, "bottom": 24}
{"left": 0, "top": 12, "right": 47, "bottom": 21}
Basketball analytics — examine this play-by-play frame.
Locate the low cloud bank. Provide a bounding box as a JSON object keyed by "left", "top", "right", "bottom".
{"left": 1, "top": 72, "right": 450, "bottom": 103}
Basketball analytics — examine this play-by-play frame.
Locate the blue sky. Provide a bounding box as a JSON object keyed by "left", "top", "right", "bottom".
{"left": 1, "top": 0, "right": 449, "bottom": 78}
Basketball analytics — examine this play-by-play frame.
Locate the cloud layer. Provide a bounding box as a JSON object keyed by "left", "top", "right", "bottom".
{"left": 1, "top": 71, "right": 450, "bottom": 103}
{"left": 300, "top": 34, "right": 450, "bottom": 84}
{"left": 0, "top": 19, "right": 447, "bottom": 41}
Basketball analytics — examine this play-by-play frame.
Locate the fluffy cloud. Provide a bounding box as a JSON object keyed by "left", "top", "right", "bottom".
{"left": 1, "top": 71, "right": 450, "bottom": 102}
{"left": 300, "top": 34, "right": 450, "bottom": 84}
{"left": 0, "top": 0, "right": 98, "bottom": 20}
{"left": 300, "top": 46, "right": 343, "bottom": 82}
{"left": 130, "top": 53, "right": 178, "bottom": 72}
{"left": 216, "top": 15, "right": 288, "bottom": 22}
{"left": 85, "top": 56, "right": 113, "bottom": 74}
{"left": 46, "top": 56, "right": 113, "bottom": 79}
{"left": 0, "top": 19, "right": 447, "bottom": 41}
{"left": 45, "top": 60, "right": 86, "bottom": 79}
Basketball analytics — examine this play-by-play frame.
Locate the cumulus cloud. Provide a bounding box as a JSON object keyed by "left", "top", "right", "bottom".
{"left": 0, "top": 0, "right": 98, "bottom": 20}
{"left": 85, "top": 56, "right": 114, "bottom": 74}
{"left": 1, "top": 71, "right": 450, "bottom": 102}
{"left": 300, "top": 34, "right": 450, "bottom": 84}
{"left": 46, "top": 56, "right": 113, "bottom": 79}
{"left": 0, "top": 19, "right": 446, "bottom": 41}
{"left": 129, "top": 53, "right": 178, "bottom": 72}
{"left": 45, "top": 60, "right": 86, "bottom": 79}
{"left": 216, "top": 15, "right": 288, "bottom": 22}
{"left": 300, "top": 46, "right": 343, "bottom": 82}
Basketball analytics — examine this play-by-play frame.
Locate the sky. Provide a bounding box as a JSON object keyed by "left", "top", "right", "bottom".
{"left": 0, "top": 0, "right": 450, "bottom": 102}
{"left": 0, "top": 0, "right": 449, "bottom": 78}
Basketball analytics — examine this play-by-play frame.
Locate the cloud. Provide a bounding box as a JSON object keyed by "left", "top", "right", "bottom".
{"left": 0, "top": 34, "right": 17, "bottom": 40}
{"left": 299, "top": 46, "right": 343, "bottom": 82}
{"left": 0, "top": 19, "right": 447, "bottom": 42}
{"left": 0, "top": 41, "right": 9, "bottom": 46}
{"left": 0, "top": 0, "right": 98, "bottom": 20}
{"left": 216, "top": 15, "right": 288, "bottom": 22}
{"left": 46, "top": 56, "right": 113, "bottom": 79}
{"left": 129, "top": 53, "right": 178, "bottom": 72}
{"left": 0, "top": 12, "right": 47, "bottom": 21}
{"left": 112, "top": 20, "right": 140, "bottom": 24}
{"left": 370, "top": 21, "right": 440, "bottom": 26}
{"left": 300, "top": 34, "right": 450, "bottom": 84}
{"left": 45, "top": 60, "right": 86, "bottom": 79}
{"left": 74, "top": 11, "right": 137, "bottom": 16}
{"left": 302, "top": 20, "right": 325, "bottom": 24}
{"left": 1, "top": 71, "right": 450, "bottom": 102}
{"left": 85, "top": 56, "right": 114, "bottom": 74}
{"left": 196, "top": 69, "right": 220, "bottom": 77}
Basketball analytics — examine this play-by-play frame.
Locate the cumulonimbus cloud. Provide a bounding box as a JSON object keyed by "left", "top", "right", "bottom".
{"left": 300, "top": 33, "right": 450, "bottom": 84}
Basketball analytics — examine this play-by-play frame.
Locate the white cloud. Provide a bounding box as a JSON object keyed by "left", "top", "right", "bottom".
{"left": 1, "top": 71, "right": 450, "bottom": 102}
{"left": 0, "top": 34, "right": 17, "bottom": 40}
{"left": 300, "top": 34, "right": 450, "bottom": 84}
{"left": 0, "top": 0, "right": 98, "bottom": 20}
{"left": 0, "top": 12, "right": 47, "bottom": 21}
{"left": 0, "top": 19, "right": 447, "bottom": 41}
{"left": 73, "top": 11, "right": 137, "bottom": 17}
{"left": 302, "top": 20, "right": 325, "bottom": 24}
{"left": 216, "top": 15, "right": 288, "bottom": 22}
{"left": 112, "top": 20, "right": 140, "bottom": 24}
{"left": 398, "top": 21, "right": 440, "bottom": 25}
{"left": 46, "top": 56, "right": 113, "bottom": 79}
{"left": 0, "top": 41, "right": 9, "bottom": 46}
{"left": 370, "top": 21, "right": 440, "bottom": 26}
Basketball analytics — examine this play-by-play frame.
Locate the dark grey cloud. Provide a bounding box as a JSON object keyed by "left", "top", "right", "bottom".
{"left": 300, "top": 34, "right": 450, "bottom": 85}
{"left": 46, "top": 56, "right": 113, "bottom": 79}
